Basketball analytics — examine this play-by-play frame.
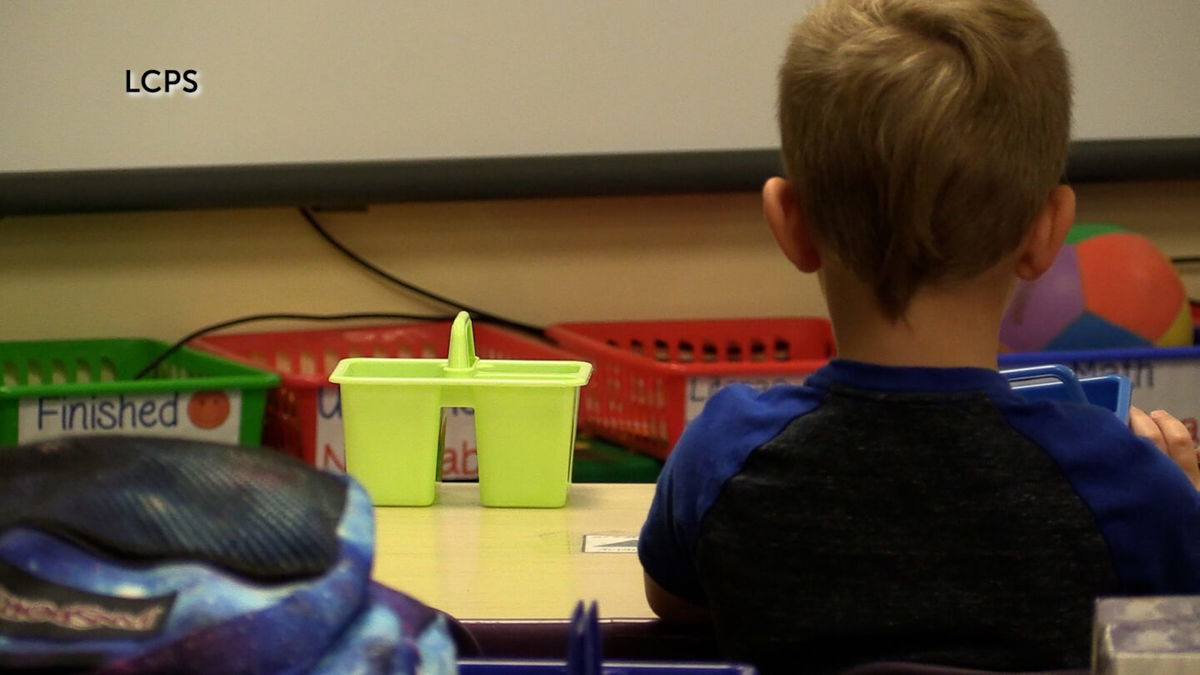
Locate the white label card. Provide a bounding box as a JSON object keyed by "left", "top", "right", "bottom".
{"left": 1068, "top": 357, "right": 1200, "bottom": 442}
{"left": 18, "top": 390, "right": 243, "bottom": 444}
{"left": 684, "top": 373, "right": 815, "bottom": 423}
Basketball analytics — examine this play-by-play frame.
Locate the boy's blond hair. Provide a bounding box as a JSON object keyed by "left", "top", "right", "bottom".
{"left": 778, "top": 0, "right": 1071, "bottom": 320}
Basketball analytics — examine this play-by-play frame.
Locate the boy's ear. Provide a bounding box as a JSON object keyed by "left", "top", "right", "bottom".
{"left": 763, "top": 177, "right": 821, "bottom": 273}
{"left": 1015, "top": 184, "right": 1076, "bottom": 281}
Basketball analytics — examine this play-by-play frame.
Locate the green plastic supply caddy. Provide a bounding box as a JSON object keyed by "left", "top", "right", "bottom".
{"left": 330, "top": 313, "right": 592, "bottom": 508}
{"left": 0, "top": 338, "right": 279, "bottom": 447}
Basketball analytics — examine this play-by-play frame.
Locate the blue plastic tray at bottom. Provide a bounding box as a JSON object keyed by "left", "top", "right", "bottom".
{"left": 458, "top": 661, "right": 757, "bottom": 674}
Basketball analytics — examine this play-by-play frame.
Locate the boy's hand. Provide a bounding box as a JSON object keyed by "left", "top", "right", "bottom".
{"left": 1131, "top": 406, "right": 1200, "bottom": 490}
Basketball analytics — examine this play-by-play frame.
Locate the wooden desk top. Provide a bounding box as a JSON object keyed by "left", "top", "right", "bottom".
{"left": 373, "top": 482, "right": 656, "bottom": 621}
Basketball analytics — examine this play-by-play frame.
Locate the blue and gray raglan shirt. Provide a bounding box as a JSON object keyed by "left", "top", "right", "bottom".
{"left": 639, "top": 359, "right": 1200, "bottom": 673}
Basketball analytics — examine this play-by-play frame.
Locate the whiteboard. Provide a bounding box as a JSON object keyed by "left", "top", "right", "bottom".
{"left": 1, "top": 0, "right": 1198, "bottom": 173}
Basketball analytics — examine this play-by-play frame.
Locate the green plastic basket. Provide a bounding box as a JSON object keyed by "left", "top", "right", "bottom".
{"left": 330, "top": 312, "right": 592, "bottom": 508}
{"left": 572, "top": 435, "right": 662, "bottom": 483}
{"left": 0, "top": 338, "right": 279, "bottom": 446}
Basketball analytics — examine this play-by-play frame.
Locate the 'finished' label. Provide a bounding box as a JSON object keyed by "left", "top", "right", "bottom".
{"left": 18, "top": 390, "right": 242, "bottom": 444}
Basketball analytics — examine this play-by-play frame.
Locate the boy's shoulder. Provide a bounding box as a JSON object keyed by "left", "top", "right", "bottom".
{"left": 638, "top": 381, "right": 825, "bottom": 603}
{"left": 999, "top": 397, "right": 1200, "bottom": 591}
{"left": 667, "top": 363, "right": 1173, "bottom": 506}
{"left": 666, "top": 381, "right": 825, "bottom": 480}
{"left": 995, "top": 393, "right": 1159, "bottom": 468}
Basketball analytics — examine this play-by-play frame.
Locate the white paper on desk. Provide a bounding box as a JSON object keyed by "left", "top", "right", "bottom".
{"left": 582, "top": 534, "right": 639, "bottom": 553}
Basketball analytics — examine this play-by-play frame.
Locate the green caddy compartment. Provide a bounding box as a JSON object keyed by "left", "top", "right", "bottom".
{"left": 0, "top": 338, "right": 279, "bottom": 447}
{"left": 330, "top": 313, "right": 592, "bottom": 508}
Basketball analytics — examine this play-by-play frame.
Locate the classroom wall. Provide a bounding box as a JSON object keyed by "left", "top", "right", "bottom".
{"left": 6, "top": 1, "right": 1200, "bottom": 172}
{"left": 1, "top": 179, "right": 1197, "bottom": 343}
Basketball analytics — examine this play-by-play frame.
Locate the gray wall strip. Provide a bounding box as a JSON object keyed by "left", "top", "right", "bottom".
{"left": 2, "top": 139, "right": 1197, "bottom": 216}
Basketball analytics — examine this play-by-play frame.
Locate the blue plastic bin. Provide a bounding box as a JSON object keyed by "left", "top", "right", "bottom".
{"left": 459, "top": 601, "right": 758, "bottom": 674}
{"left": 458, "top": 662, "right": 757, "bottom": 674}
{"left": 1002, "top": 364, "right": 1131, "bottom": 424}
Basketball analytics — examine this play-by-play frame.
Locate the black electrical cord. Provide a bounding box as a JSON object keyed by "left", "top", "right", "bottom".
{"left": 299, "top": 207, "right": 544, "bottom": 336}
{"left": 132, "top": 312, "right": 452, "bottom": 380}
{"left": 1169, "top": 257, "right": 1200, "bottom": 306}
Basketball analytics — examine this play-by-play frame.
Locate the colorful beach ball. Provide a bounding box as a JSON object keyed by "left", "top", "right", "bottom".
{"left": 1000, "top": 224, "right": 1193, "bottom": 352}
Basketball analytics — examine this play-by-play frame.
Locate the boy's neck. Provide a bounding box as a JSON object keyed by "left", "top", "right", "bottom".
{"left": 821, "top": 262, "right": 1014, "bottom": 371}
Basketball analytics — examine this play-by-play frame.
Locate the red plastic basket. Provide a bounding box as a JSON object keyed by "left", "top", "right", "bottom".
{"left": 545, "top": 317, "right": 836, "bottom": 459}
{"left": 192, "top": 322, "right": 575, "bottom": 476}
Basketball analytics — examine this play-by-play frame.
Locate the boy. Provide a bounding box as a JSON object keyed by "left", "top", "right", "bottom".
{"left": 637, "top": 1, "right": 1200, "bottom": 673}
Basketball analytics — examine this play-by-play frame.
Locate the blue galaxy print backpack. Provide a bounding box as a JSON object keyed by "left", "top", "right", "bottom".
{"left": 0, "top": 435, "right": 458, "bottom": 674}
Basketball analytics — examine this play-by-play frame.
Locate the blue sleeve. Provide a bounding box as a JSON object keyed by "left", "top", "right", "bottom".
{"left": 637, "top": 383, "right": 824, "bottom": 604}
{"left": 1001, "top": 400, "right": 1200, "bottom": 593}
